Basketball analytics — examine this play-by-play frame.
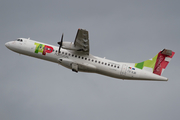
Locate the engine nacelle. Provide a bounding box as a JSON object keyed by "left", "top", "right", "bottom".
{"left": 62, "top": 42, "right": 81, "bottom": 50}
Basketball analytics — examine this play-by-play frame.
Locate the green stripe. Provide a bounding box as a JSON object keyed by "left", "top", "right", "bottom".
{"left": 135, "top": 62, "right": 144, "bottom": 69}
{"left": 135, "top": 54, "right": 158, "bottom": 70}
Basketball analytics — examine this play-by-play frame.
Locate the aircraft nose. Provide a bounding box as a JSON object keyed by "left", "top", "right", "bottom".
{"left": 5, "top": 41, "right": 13, "bottom": 49}
{"left": 5, "top": 42, "right": 10, "bottom": 48}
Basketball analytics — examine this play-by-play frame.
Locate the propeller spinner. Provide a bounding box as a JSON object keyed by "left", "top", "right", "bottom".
{"left": 57, "top": 33, "right": 64, "bottom": 53}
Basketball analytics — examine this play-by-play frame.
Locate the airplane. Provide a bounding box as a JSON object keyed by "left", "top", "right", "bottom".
{"left": 5, "top": 29, "right": 175, "bottom": 81}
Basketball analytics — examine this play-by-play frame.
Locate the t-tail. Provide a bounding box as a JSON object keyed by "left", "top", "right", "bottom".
{"left": 135, "top": 49, "right": 175, "bottom": 76}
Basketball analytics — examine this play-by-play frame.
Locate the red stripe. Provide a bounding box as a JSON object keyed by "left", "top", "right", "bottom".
{"left": 153, "top": 51, "right": 175, "bottom": 75}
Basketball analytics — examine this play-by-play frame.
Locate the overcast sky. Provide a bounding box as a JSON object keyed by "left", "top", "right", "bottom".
{"left": 1, "top": 0, "right": 180, "bottom": 120}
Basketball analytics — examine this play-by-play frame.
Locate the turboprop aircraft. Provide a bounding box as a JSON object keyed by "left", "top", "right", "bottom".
{"left": 5, "top": 29, "right": 175, "bottom": 81}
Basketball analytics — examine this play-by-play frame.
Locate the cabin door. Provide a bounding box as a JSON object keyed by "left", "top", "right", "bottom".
{"left": 120, "top": 64, "right": 127, "bottom": 75}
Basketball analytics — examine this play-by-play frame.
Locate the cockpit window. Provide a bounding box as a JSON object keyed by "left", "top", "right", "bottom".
{"left": 17, "top": 39, "right": 23, "bottom": 42}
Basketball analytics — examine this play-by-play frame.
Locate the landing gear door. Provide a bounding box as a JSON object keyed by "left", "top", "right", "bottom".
{"left": 120, "top": 64, "right": 127, "bottom": 75}
{"left": 72, "top": 63, "right": 78, "bottom": 72}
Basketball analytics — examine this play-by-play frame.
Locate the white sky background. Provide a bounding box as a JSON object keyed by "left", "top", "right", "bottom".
{"left": 1, "top": 0, "right": 180, "bottom": 120}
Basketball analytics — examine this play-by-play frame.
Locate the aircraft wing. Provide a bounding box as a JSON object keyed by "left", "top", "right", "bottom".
{"left": 74, "top": 29, "right": 89, "bottom": 54}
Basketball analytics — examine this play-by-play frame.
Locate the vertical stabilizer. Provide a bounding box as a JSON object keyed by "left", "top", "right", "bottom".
{"left": 153, "top": 49, "right": 175, "bottom": 75}
{"left": 135, "top": 49, "right": 175, "bottom": 76}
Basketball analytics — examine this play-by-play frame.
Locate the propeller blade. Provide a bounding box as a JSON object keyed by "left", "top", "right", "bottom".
{"left": 57, "top": 33, "right": 64, "bottom": 53}
{"left": 60, "top": 33, "right": 64, "bottom": 47}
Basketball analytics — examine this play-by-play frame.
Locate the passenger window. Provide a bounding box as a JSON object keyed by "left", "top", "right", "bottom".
{"left": 75, "top": 55, "right": 77, "bottom": 57}
{"left": 108, "top": 64, "right": 110, "bottom": 66}
{"left": 65, "top": 53, "right": 67, "bottom": 55}
{"left": 102, "top": 62, "right": 104, "bottom": 64}
{"left": 78, "top": 56, "right": 81, "bottom": 58}
{"left": 82, "top": 57, "right": 84, "bottom": 59}
{"left": 111, "top": 65, "right": 113, "bottom": 67}
{"left": 95, "top": 60, "right": 97, "bottom": 63}
{"left": 114, "top": 65, "right": 116, "bottom": 68}
{"left": 98, "top": 61, "right": 100, "bottom": 64}
{"left": 117, "top": 66, "right": 119, "bottom": 68}
{"left": 68, "top": 53, "right": 71, "bottom": 56}
{"left": 62, "top": 52, "right": 64, "bottom": 54}
{"left": 92, "top": 59, "right": 94, "bottom": 62}
{"left": 85, "top": 58, "right": 87, "bottom": 60}
{"left": 88, "top": 59, "right": 90, "bottom": 61}
{"left": 72, "top": 54, "right": 74, "bottom": 57}
{"left": 105, "top": 63, "right": 107, "bottom": 65}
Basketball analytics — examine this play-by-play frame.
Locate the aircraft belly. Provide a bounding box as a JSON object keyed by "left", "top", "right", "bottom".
{"left": 96, "top": 66, "right": 121, "bottom": 79}
{"left": 78, "top": 63, "right": 97, "bottom": 73}
{"left": 58, "top": 58, "right": 97, "bottom": 73}
{"left": 95, "top": 64, "right": 136, "bottom": 80}
{"left": 137, "top": 70, "right": 168, "bottom": 81}
{"left": 122, "top": 68, "right": 168, "bottom": 81}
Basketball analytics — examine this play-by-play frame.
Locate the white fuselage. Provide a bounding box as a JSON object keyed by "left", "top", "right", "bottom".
{"left": 5, "top": 38, "right": 168, "bottom": 81}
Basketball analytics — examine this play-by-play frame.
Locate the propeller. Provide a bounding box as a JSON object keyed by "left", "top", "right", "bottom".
{"left": 57, "top": 33, "right": 64, "bottom": 53}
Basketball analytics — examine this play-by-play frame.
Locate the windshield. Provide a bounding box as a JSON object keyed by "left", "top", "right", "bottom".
{"left": 16, "top": 39, "right": 23, "bottom": 42}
